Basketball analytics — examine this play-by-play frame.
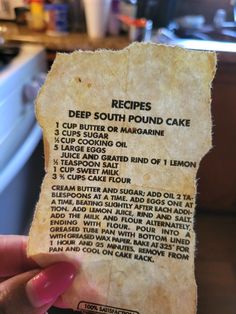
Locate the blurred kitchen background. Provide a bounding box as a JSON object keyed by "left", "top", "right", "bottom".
{"left": 0, "top": 1, "right": 236, "bottom": 314}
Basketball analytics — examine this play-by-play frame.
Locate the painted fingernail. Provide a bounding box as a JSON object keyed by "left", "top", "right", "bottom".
{"left": 26, "top": 262, "right": 76, "bottom": 308}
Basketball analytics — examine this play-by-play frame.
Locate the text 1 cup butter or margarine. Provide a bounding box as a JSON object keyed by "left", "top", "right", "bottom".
{"left": 28, "top": 43, "right": 216, "bottom": 314}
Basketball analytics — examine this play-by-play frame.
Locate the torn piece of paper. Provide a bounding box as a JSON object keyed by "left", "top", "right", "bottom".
{"left": 28, "top": 42, "right": 216, "bottom": 314}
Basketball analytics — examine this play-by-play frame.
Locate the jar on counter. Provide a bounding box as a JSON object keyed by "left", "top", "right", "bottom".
{"left": 44, "top": 4, "right": 69, "bottom": 36}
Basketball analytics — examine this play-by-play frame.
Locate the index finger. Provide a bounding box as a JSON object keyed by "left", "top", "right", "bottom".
{"left": 0, "top": 235, "right": 39, "bottom": 278}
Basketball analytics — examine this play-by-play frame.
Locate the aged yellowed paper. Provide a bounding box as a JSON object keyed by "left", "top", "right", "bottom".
{"left": 28, "top": 43, "right": 216, "bottom": 314}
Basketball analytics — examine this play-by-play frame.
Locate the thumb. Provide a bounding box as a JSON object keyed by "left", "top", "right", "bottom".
{"left": 0, "top": 262, "right": 76, "bottom": 314}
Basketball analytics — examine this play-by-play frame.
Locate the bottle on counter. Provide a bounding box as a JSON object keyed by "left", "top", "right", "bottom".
{"left": 67, "top": 0, "right": 86, "bottom": 32}
{"left": 108, "top": 0, "right": 120, "bottom": 35}
{"left": 30, "top": 0, "right": 45, "bottom": 31}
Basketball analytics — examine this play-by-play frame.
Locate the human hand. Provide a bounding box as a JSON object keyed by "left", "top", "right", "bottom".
{"left": 0, "top": 235, "right": 76, "bottom": 314}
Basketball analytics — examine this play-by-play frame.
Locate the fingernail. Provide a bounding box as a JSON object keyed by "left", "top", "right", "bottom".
{"left": 26, "top": 262, "right": 76, "bottom": 308}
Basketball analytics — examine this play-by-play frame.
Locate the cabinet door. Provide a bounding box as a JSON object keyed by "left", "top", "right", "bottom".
{"left": 197, "top": 62, "right": 236, "bottom": 211}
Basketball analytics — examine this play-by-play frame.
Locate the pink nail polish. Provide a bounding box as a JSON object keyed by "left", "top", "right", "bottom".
{"left": 26, "top": 262, "right": 76, "bottom": 308}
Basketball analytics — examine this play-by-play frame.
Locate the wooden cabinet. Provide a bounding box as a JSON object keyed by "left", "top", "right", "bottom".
{"left": 197, "top": 61, "right": 236, "bottom": 211}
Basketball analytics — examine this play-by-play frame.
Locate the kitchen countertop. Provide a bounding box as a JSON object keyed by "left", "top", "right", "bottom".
{"left": 1, "top": 22, "right": 236, "bottom": 63}
{"left": 1, "top": 22, "right": 130, "bottom": 52}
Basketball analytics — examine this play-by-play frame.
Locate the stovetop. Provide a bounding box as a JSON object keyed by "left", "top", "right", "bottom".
{"left": 0, "top": 44, "right": 20, "bottom": 70}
